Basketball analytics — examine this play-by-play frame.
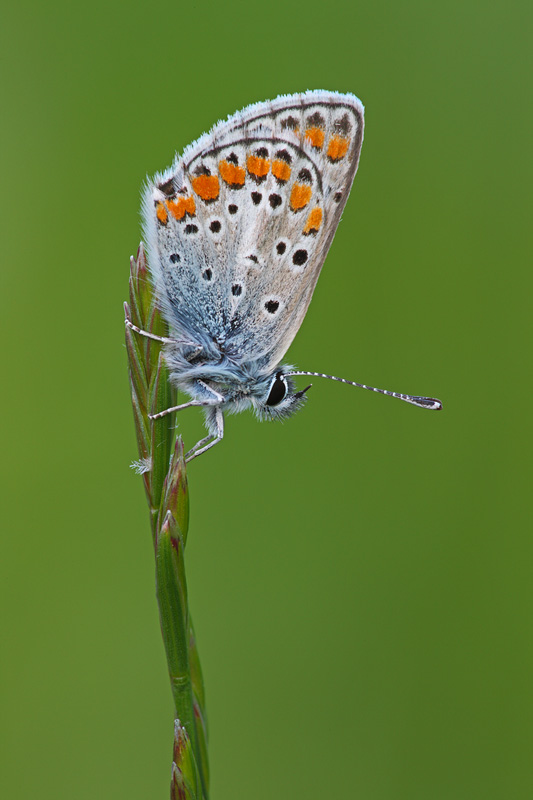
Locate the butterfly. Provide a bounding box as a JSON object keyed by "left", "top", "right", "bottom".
{"left": 126, "top": 91, "right": 441, "bottom": 460}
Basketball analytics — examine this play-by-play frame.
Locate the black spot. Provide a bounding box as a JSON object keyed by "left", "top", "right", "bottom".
{"left": 281, "top": 116, "right": 299, "bottom": 131}
{"left": 265, "top": 300, "right": 279, "bottom": 314}
{"left": 247, "top": 254, "right": 258, "bottom": 263}
{"left": 333, "top": 113, "right": 352, "bottom": 136}
{"left": 228, "top": 204, "right": 238, "bottom": 214}
{"left": 251, "top": 192, "right": 262, "bottom": 205}
{"left": 292, "top": 249, "right": 308, "bottom": 266}
{"left": 227, "top": 152, "right": 239, "bottom": 164}
{"left": 184, "top": 224, "right": 198, "bottom": 234}
{"left": 276, "top": 241, "right": 286, "bottom": 255}
{"left": 193, "top": 164, "right": 211, "bottom": 176}
{"left": 334, "top": 191, "right": 342, "bottom": 203}
{"left": 298, "top": 168, "right": 312, "bottom": 183}
{"left": 275, "top": 148, "right": 292, "bottom": 163}
{"left": 265, "top": 372, "right": 287, "bottom": 406}
{"left": 269, "top": 193, "right": 282, "bottom": 208}
{"left": 210, "top": 220, "right": 221, "bottom": 233}
{"left": 232, "top": 283, "right": 242, "bottom": 296}
{"left": 202, "top": 269, "right": 212, "bottom": 281}
{"left": 306, "top": 111, "right": 325, "bottom": 128}
{"left": 256, "top": 147, "right": 268, "bottom": 158}
{"left": 170, "top": 253, "right": 180, "bottom": 263}
{"left": 158, "top": 178, "right": 175, "bottom": 197}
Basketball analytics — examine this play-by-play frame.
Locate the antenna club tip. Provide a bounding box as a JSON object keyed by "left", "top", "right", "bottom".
{"left": 411, "top": 396, "right": 442, "bottom": 410}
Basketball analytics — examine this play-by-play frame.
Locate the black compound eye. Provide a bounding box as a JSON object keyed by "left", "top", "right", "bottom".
{"left": 265, "top": 372, "right": 287, "bottom": 407}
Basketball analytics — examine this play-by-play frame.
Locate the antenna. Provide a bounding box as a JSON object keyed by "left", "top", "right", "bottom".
{"left": 285, "top": 371, "right": 442, "bottom": 411}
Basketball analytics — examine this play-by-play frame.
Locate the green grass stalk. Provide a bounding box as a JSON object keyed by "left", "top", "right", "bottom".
{"left": 125, "top": 246, "right": 208, "bottom": 799}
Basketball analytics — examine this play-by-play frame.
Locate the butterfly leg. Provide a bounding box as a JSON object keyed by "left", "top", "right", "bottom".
{"left": 149, "top": 400, "right": 205, "bottom": 420}
{"left": 124, "top": 303, "right": 196, "bottom": 346}
{"left": 149, "top": 381, "right": 224, "bottom": 421}
{"left": 197, "top": 380, "right": 225, "bottom": 403}
{"left": 185, "top": 408, "right": 224, "bottom": 462}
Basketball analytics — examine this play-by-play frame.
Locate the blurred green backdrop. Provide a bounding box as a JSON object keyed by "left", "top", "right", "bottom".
{"left": 1, "top": 1, "right": 531, "bottom": 798}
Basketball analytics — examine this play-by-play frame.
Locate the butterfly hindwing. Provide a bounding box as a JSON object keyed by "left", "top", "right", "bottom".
{"left": 143, "top": 90, "right": 364, "bottom": 370}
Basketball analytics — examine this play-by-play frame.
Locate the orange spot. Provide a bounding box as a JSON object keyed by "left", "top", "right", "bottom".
{"left": 272, "top": 160, "right": 291, "bottom": 182}
{"left": 247, "top": 155, "right": 270, "bottom": 178}
{"left": 305, "top": 127, "right": 325, "bottom": 149}
{"left": 303, "top": 207, "right": 323, "bottom": 234}
{"left": 327, "top": 135, "right": 350, "bottom": 161}
{"left": 219, "top": 160, "right": 246, "bottom": 186}
{"left": 156, "top": 202, "right": 168, "bottom": 224}
{"left": 166, "top": 196, "right": 196, "bottom": 220}
{"left": 290, "top": 183, "right": 312, "bottom": 211}
{"left": 191, "top": 174, "right": 220, "bottom": 201}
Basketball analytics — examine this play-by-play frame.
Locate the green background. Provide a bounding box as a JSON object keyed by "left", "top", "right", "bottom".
{"left": 1, "top": 1, "right": 531, "bottom": 798}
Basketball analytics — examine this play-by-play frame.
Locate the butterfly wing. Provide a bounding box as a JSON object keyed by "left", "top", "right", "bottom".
{"left": 142, "top": 90, "right": 364, "bottom": 371}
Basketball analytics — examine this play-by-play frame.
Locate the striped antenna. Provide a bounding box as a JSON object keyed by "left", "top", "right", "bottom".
{"left": 285, "top": 371, "right": 442, "bottom": 411}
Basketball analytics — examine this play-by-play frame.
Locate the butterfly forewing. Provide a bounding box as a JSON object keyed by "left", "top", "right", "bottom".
{"left": 143, "top": 90, "right": 364, "bottom": 370}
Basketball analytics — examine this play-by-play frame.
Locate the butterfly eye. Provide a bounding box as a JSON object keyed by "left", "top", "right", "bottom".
{"left": 265, "top": 372, "right": 287, "bottom": 407}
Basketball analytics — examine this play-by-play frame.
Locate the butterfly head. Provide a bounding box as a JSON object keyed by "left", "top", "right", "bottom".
{"left": 252, "top": 369, "right": 312, "bottom": 421}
